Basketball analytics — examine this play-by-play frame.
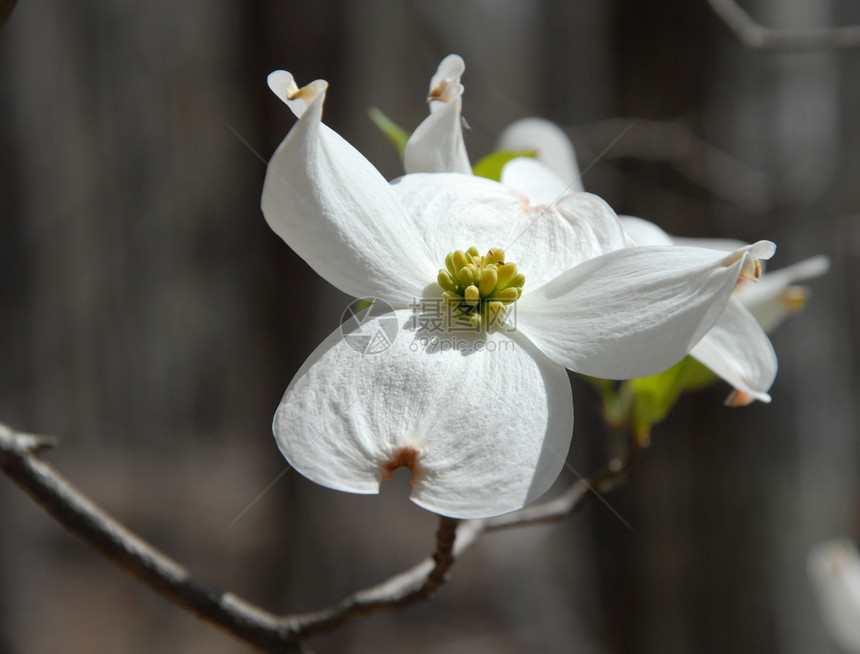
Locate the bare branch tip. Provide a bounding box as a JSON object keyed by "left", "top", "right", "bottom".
{"left": 22, "top": 433, "right": 59, "bottom": 454}
{"left": 708, "top": 0, "right": 860, "bottom": 50}
{"left": 0, "top": 422, "right": 59, "bottom": 455}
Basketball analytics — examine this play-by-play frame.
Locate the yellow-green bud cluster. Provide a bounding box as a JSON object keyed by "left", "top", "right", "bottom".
{"left": 436, "top": 247, "right": 525, "bottom": 328}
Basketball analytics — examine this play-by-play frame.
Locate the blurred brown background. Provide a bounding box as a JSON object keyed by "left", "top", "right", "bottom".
{"left": 0, "top": 1, "right": 857, "bottom": 652}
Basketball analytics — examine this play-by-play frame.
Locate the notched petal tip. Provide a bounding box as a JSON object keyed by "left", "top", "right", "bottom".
{"left": 428, "top": 54, "right": 466, "bottom": 103}
{"left": 721, "top": 240, "right": 776, "bottom": 282}
{"left": 267, "top": 70, "right": 296, "bottom": 99}
{"left": 267, "top": 70, "right": 328, "bottom": 118}
{"left": 428, "top": 82, "right": 464, "bottom": 104}
{"left": 750, "top": 240, "right": 777, "bottom": 260}
{"left": 724, "top": 388, "right": 771, "bottom": 406}
{"left": 724, "top": 389, "right": 752, "bottom": 406}
{"left": 380, "top": 446, "right": 423, "bottom": 486}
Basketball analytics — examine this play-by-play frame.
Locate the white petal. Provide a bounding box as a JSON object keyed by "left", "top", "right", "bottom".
{"left": 552, "top": 193, "right": 630, "bottom": 258}
{"left": 500, "top": 158, "right": 572, "bottom": 206}
{"left": 403, "top": 96, "right": 471, "bottom": 174}
{"left": 262, "top": 74, "right": 436, "bottom": 305}
{"left": 517, "top": 242, "right": 776, "bottom": 379}
{"left": 619, "top": 215, "right": 674, "bottom": 246}
{"left": 735, "top": 255, "right": 830, "bottom": 332}
{"left": 267, "top": 70, "right": 327, "bottom": 119}
{"left": 403, "top": 55, "right": 471, "bottom": 175}
{"left": 672, "top": 235, "right": 749, "bottom": 253}
{"left": 620, "top": 217, "right": 778, "bottom": 399}
{"left": 391, "top": 173, "right": 627, "bottom": 289}
{"left": 428, "top": 54, "right": 466, "bottom": 101}
{"left": 274, "top": 309, "right": 573, "bottom": 519}
{"left": 620, "top": 216, "right": 759, "bottom": 267}
{"left": 809, "top": 539, "right": 860, "bottom": 653}
{"left": 689, "top": 299, "right": 777, "bottom": 403}
{"left": 496, "top": 117, "right": 582, "bottom": 190}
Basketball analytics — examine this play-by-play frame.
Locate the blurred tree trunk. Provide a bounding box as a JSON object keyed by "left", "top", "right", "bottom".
{"left": 0, "top": 1, "right": 316, "bottom": 651}
{"left": 596, "top": 1, "right": 856, "bottom": 653}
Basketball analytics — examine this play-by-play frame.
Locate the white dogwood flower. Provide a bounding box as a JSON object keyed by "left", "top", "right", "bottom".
{"left": 261, "top": 70, "right": 774, "bottom": 519}
{"left": 497, "top": 117, "right": 584, "bottom": 196}
{"left": 622, "top": 216, "right": 829, "bottom": 404}
{"left": 731, "top": 254, "right": 829, "bottom": 333}
{"left": 809, "top": 539, "right": 860, "bottom": 653}
{"left": 620, "top": 216, "right": 778, "bottom": 404}
{"left": 484, "top": 111, "right": 827, "bottom": 406}
{"left": 403, "top": 56, "right": 583, "bottom": 193}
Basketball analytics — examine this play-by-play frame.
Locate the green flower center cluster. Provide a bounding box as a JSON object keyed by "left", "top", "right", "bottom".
{"left": 436, "top": 247, "right": 525, "bottom": 328}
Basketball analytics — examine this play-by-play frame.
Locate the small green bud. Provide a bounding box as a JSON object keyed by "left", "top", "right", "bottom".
{"left": 506, "top": 273, "right": 526, "bottom": 289}
{"left": 445, "top": 252, "right": 458, "bottom": 278}
{"left": 458, "top": 266, "right": 475, "bottom": 287}
{"left": 494, "top": 287, "right": 520, "bottom": 303}
{"left": 437, "top": 270, "right": 458, "bottom": 292}
{"left": 478, "top": 268, "right": 498, "bottom": 296}
{"left": 496, "top": 262, "right": 518, "bottom": 287}
{"left": 464, "top": 285, "right": 481, "bottom": 306}
{"left": 485, "top": 248, "right": 505, "bottom": 265}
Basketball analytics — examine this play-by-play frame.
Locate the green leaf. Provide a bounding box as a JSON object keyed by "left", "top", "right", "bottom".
{"left": 472, "top": 149, "right": 536, "bottom": 182}
{"left": 629, "top": 357, "right": 694, "bottom": 435}
{"left": 367, "top": 107, "right": 410, "bottom": 156}
{"left": 626, "top": 356, "right": 720, "bottom": 440}
{"left": 681, "top": 357, "right": 718, "bottom": 391}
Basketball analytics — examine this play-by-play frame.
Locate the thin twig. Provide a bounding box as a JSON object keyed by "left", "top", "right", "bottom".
{"left": 0, "top": 423, "right": 469, "bottom": 649}
{"left": 0, "top": 421, "right": 634, "bottom": 650}
{"left": 707, "top": 0, "right": 860, "bottom": 50}
{"left": 0, "top": 423, "right": 302, "bottom": 654}
{"left": 483, "top": 455, "right": 636, "bottom": 532}
{"left": 570, "top": 117, "right": 771, "bottom": 212}
{"left": 288, "top": 516, "right": 460, "bottom": 638}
